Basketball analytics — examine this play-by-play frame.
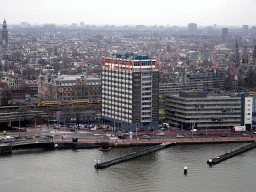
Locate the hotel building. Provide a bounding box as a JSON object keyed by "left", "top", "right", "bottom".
{"left": 101, "top": 54, "right": 160, "bottom": 131}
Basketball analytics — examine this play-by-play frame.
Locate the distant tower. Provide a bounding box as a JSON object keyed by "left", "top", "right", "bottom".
{"left": 242, "top": 40, "right": 248, "bottom": 64}
{"left": 234, "top": 39, "right": 239, "bottom": 59}
{"left": 188, "top": 23, "right": 197, "bottom": 32}
{"left": 243, "top": 25, "right": 248, "bottom": 34}
{"left": 252, "top": 45, "right": 256, "bottom": 65}
{"left": 234, "top": 39, "right": 240, "bottom": 66}
{"left": 253, "top": 45, "right": 256, "bottom": 60}
{"left": 2, "top": 18, "right": 8, "bottom": 47}
{"left": 221, "top": 28, "right": 228, "bottom": 42}
{"left": 80, "top": 22, "right": 84, "bottom": 28}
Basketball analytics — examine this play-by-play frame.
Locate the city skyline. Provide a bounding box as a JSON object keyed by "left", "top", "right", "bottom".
{"left": 1, "top": 0, "right": 256, "bottom": 27}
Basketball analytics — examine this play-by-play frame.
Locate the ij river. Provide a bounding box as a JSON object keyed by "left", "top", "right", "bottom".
{"left": 0, "top": 143, "right": 256, "bottom": 192}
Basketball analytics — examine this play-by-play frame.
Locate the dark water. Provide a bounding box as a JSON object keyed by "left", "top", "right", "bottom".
{"left": 0, "top": 143, "right": 255, "bottom": 192}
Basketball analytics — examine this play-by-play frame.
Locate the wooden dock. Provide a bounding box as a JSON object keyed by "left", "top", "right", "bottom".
{"left": 95, "top": 142, "right": 175, "bottom": 169}
{"left": 207, "top": 141, "right": 256, "bottom": 165}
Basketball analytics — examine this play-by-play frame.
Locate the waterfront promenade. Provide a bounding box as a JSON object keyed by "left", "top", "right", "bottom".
{"left": 1, "top": 127, "right": 255, "bottom": 147}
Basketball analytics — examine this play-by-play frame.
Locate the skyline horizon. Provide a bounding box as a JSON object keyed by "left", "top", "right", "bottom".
{"left": 1, "top": 0, "right": 256, "bottom": 28}
{"left": 1, "top": 20, "right": 255, "bottom": 29}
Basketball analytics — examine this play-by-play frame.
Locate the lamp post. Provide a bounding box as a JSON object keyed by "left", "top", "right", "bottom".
{"left": 136, "top": 123, "right": 138, "bottom": 138}
{"left": 19, "top": 117, "right": 20, "bottom": 137}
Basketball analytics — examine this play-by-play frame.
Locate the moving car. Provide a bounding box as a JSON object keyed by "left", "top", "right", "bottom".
{"left": 45, "top": 135, "right": 53, "bottom": 139}
{"left": 118, "top": 135, "right": 126, "bottom": 139}
{"left": 142, "top": 135, "right": 150, "bottom": 139}
{"left": 158, "top": 132, "right": 164, "bottom": 136}
{"left": 25, "top": 135, "right": 34, "bottom": 139}
{"left": 176, "top": 134, "right": 184, "bottom": 138}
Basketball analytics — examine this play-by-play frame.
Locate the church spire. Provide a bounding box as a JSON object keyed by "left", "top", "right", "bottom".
{"left": 2, "top": 18, "right": 8, "bottom": 47}
{"left": 234, "top": 39, "right": 239, "bottom": 59}
{"left": 242, "top": 39, "right": 248, "bottom": 64}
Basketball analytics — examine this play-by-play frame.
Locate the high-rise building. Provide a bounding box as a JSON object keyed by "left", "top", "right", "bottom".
{"left": 221, "top": 28, "right": 228, "bottom": 42}
{"left": 188, "top": 23, "right": 197, "bottom": 32}
{"left": 243, "top": 25, "right": 248, "bottom": 33}
{"left": 2, "top": 19, "right": 8, "bottom": 47}
{"left": 252, "top": 26, "right": 256, "bottom": 34}
{"left": 101, "top": 54, "right": 160, "bottom": 131}
{"left": 80, "top": 22, "right": 84, "bottom": 28}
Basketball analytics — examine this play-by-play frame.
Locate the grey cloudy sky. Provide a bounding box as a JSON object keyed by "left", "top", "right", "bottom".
{"left": 1, "top": 0, "right": 256, "bottom": 26}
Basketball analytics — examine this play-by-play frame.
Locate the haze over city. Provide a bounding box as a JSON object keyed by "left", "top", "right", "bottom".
{"left": 1, "top": 0, "right": 256, "bottom": 26}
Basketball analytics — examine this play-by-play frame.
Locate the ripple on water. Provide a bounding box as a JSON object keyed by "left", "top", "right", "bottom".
{"left": 1, "top": 143, "right": 256, "bottom": 192}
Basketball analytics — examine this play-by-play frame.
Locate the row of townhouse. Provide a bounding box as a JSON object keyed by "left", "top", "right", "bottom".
{"left": 38, "top": 73, "right": 101, "bottom": 102}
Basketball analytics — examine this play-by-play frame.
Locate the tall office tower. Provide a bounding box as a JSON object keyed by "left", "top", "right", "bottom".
{"left": 221, "top": 28, "right": 228, "bottom": 42}
{"left": 188, "top": 23, "right": 197, "bottom": 32}
{"left": 80, "top": 22, "right": 84, "bottom": 28}
{"left": 101, "top": 54, "right": 160, "bottom": 131}
{"left": 2, "top": 19, "right": 8, "bottom": 47}
{"left": 243, "top": 25, "right": 248, "bottom": 33}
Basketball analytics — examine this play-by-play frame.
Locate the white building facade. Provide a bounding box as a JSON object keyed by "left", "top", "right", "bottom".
{"left": 101, "top": 54, "right": 160, "bottom": 131}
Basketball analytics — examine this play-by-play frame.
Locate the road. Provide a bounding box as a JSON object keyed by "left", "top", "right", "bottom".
{"left": 1, "top": 127, "right": 255, "bottom": 144}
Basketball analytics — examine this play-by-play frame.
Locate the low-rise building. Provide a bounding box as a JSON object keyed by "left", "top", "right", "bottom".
{"left": 165, "top": 91, "right": 241, "bottom": 130}
{"left": 38, "top": 73, "right": 101, "bottom": 101}
{"left": 241, "top": 93, "right": 256, "bottom": 130}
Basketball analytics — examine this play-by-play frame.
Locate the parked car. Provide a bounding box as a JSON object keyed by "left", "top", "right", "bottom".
{"left": 142, "top": 135, "right": 150, "bottom": 139}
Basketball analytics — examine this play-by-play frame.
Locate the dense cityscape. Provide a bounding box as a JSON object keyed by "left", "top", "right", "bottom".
{"left": 1, "top": 9, "right": 256, "bottom": 191}
{"left": 0, "top": 20, "right": 256, "bottom": 132}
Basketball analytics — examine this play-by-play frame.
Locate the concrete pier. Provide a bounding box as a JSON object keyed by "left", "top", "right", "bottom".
{"left": 207, "top": 141, "right": 256, "bottom": 165}
{"left": 95, "top": 142, "right": 175, "bottom": 169}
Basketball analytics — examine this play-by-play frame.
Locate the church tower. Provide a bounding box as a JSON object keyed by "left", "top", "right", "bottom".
{"left": 242, "top": 40, "right": 248, "bottom": 64}
{"left": 233, "top": 39, "right": 240, "bottom": 67}
{"left": 2, "top": 19, "right": 8, "bottom": 47}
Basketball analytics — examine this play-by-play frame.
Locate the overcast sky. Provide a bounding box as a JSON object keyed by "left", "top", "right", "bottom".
{"left": 1, "top": 0, "right": 256, "bottom": 27}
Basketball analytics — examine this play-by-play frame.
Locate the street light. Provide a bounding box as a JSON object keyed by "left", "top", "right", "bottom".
{"left": 19, "top": 117, "right": 20, "bottom": 137}
{"left": 136, "top": 123, "right": 137, "bottom": 138}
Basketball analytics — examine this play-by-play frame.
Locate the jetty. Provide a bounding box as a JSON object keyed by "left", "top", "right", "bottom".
{"left": 207, "top": 141, "right": 256, "bottom": 165}
{"left": 95, "top": 142, "right": 175, "bottom": 169}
